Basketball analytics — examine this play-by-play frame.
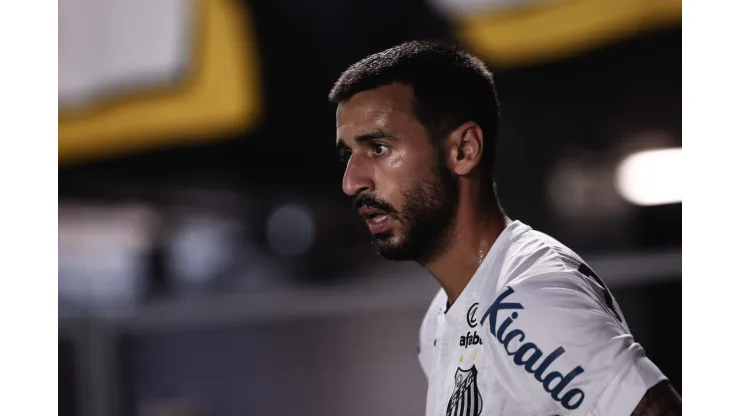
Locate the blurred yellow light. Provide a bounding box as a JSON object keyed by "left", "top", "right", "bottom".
{"left": 58, "top": 0, "right": 262, "bottom": 165}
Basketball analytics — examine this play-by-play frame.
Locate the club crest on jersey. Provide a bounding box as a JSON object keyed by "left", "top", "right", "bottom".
{"left": 480, "top": 286, "right": 586, "bottom": 411}
{"left": 446, "top": 365, "right": 483, "bottom": 416}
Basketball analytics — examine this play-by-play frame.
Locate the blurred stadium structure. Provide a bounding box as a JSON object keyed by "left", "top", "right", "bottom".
{"left": 58, "top": 1, "right": 681, "bottom": 415}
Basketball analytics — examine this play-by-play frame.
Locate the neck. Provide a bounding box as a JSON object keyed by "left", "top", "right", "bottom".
{"left": 422, "top": 180, "right": 508, "bottom": 305}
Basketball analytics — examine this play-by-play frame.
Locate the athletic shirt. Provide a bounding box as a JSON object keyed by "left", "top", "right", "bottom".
{"left": 418, "top": 220, "right": 666, "bottom": 416}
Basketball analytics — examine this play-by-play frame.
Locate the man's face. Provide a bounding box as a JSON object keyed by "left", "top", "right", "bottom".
{"left": 336, "top": 83, "right": 458, "bottom": 262}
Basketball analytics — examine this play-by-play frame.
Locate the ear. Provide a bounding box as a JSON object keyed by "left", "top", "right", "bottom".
{"left": 445, "top": 122, "right": 484, "bottom": 176}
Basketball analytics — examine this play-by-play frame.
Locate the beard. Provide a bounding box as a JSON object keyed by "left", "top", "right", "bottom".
{"left": 369, "top": 158, "right": 458, "bottom": 264}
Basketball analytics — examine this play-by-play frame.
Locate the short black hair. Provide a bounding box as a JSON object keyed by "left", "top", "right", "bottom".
{"left": 329, "top": 40, "right": 500, "bottom": 170}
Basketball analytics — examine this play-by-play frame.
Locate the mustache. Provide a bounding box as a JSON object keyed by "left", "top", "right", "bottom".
{"left": 352, "top": 194, "right": 396, "bottom": 214}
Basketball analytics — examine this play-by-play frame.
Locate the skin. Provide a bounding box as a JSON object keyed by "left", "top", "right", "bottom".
{"left": 334, "top": 82, "right": 681, "bottom": 414}
{"left": 335, "top": 82, "right": 506, "bottom": 303}
{"left": 631, "top": 381, "right": 682, "bottom": 415}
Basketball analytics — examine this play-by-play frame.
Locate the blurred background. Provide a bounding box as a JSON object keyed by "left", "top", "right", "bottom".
{"left": 58, "top": 0, "right": 682, "bottom": 415}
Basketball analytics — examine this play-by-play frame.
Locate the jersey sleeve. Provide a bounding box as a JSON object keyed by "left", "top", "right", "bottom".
{"left": 479, "top": 271, "right": 666, "bottom": 416}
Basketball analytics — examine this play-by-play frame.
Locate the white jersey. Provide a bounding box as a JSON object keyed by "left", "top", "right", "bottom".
{"left": 418, "top": 221, "right": 665, "bottom": 416}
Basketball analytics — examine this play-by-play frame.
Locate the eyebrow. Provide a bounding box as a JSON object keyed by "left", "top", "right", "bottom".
{"left": 336, "top": 129, "right": 397, "bottom": 150}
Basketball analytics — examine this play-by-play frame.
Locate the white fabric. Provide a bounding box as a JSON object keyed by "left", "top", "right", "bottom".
{"left": 427, "top": 0, "right": 553, "bottom": 18}
{"left": 419, "top": 221, "right": 665, "bottom": 416}
{"left": 58, "top": 0, "right": 192, "bottom": 109}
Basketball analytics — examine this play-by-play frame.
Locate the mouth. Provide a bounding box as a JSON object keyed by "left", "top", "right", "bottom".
{"left": 358, "top": 207, "right": 392, "bottom": 234}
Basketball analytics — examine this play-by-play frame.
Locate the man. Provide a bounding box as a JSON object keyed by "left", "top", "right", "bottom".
{"left": 329, "top": 40, "right": 681, "bottom": 415}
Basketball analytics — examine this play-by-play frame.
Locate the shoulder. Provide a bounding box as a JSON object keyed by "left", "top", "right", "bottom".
{"left": 481, "top": 271, "right": 612, "bottom": 334}
{"left": 478, "top": 225, "right": 634, "bottom": 361}
{"left": 489, "top": 225, "right": 627, "bottom": 329}
{"left": 480, "top": 222, "right": 591, "bottom": 299}
{"left": 506, "top": 227, "right": 585, "bottom": 280}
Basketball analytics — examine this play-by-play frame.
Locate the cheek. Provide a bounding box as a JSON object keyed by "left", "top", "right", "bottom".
{"left": 378, "top": 147, "right": 433, "bottom": 211}
{"left": 387, "top": 149, "right": 404, "bottom": 169}
{"left": 370, "top": 170, "right": 406, "bottom": 215}
{"left": 382, "top": 181, "right": 407, "bottom": 213}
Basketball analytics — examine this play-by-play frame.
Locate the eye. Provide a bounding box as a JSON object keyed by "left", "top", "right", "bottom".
{"left": 372, "top": 142, "right": 389, "bottom": 156}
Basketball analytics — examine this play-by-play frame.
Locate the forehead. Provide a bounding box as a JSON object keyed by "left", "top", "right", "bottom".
{"left": 336, "top": 83, "right": 420, "bottom": 143}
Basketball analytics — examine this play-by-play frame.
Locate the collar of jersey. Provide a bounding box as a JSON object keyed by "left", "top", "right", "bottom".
{"left": 443, "top": 219, "right": 526, "bottom": 321}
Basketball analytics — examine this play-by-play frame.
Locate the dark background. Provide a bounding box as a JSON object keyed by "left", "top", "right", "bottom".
{"left": 58, "top": 1, "right": 681, "bottom": 415}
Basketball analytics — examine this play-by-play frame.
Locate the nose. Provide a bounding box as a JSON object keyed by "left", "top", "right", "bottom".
{"left": 342, "top": 156, "right": 374, "bottom": 197}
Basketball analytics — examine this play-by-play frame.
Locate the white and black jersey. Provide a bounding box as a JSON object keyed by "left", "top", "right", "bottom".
{"left": 418, "top": 221, "right": 665, "bottom": 416}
